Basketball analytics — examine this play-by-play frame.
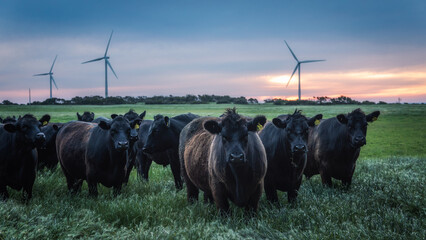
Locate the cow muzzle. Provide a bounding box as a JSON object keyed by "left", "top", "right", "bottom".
{"left": 353, "top": 136, "right": 366, "bottom": 148}
{"left": 34, "top": 132, "right": 46, "bottom": 146}
{"left": 116, "top": 141, "right": 129, "bottom": 151}
{"left": 292, "top": 144, "right": 307, "bottom": 153}
{"left": 228, "top": 153, "right": 245, "bottom": 164}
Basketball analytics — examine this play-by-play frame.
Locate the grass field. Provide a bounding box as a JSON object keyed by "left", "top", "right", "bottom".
{"left": 0, "top": 104, "right": 425, "bottom": 239}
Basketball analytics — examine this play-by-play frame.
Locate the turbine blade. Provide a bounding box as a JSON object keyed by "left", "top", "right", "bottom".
{"left": 50, "top": 55, "right": 58, "bottom": 73}
{"left": 106, "top": 60, "right": 118, "bottom": 79}
{"left": 286, "top": 64, "right": 299, "bottom": 88}
{"left": 82, "top": 57, "right": 104, "bottom": 64}
{"left": 33, "top": 73, "right": 50, "bottom": 76}
{"left": 284, "top": 40, "right": 299, "bottom": 62}
{"left": 300, "top": 60, "right": 326, "bottom": 63}
{"left": 51, "top": 76, "right": 58, "bottom": 89}
{"left": 104, "top": 30, "right": 114, "bottom": 57}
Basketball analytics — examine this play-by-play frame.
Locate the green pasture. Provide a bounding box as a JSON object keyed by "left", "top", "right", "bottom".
{"left": 0, "top": 104, "right": 425, "bottom": 239}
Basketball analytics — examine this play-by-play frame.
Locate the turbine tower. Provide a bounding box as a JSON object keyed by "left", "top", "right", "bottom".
{"left": 284, "top": 41, "right": 325, "bottom": 101}
{"left": 34, "top": 55, "right": 58, "bottom": 99}
{"left": 82, "top": 31, "right": 118, "bottom": 98}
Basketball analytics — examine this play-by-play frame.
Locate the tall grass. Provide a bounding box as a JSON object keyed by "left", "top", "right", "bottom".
{"left": 0, "top": 104, "right": 425, "bottom": 239}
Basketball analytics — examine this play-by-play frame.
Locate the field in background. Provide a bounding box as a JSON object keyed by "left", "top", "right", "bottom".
{"left": 0, "top": 104, "right": 425, "bottom": 239}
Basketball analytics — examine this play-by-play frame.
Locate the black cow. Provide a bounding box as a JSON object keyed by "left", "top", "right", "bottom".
{"left": 142, "top": 113, "right": 199, "bottom": 189}
{"left": 37, "top": 123, "right": 63, "bottom": 170}
{"left": 0, "top": 114, "right": 50, "bottom": 201}
{"left": 179, "top": 108, "right": 267, "bottom": 213}
{"left": 2, "top": 116, "right": 17, "bottom": 124}
{"left": 304, "top": 108, "right": 380, "bottom": 187}
{"left": 57, "top": 116, "right": 133, "bottom": 196}
{"left": 77, "top": 112, "right": 95, "bottom": 122}
{"left": 259, "top": 110, "right": 322, "bottom": 203}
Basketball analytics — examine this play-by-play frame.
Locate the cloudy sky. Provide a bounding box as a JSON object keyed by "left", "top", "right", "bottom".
{"left": 1, "top": 0, "right": 425, "bottom": 103}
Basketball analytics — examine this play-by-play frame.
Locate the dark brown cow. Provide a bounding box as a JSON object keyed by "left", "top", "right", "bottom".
{"left": 179, "top": 108, "right": 267, "bottom": 213}
{"left": 304, "top": 108, "right": 380, "bottom": 187}
{"left": 57, "top": 116, "right": 132, "bottom": 196}
{"left": 259, "top": 110, "right": 322, "bottom": 203}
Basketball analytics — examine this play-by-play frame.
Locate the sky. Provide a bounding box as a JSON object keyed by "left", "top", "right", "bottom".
{"left": 0, "top": 0, "right": 425, "bottom": 103}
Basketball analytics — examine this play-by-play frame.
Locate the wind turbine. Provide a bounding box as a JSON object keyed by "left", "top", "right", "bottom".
{"left": 82, "top": 31, "right": 118, "bottom": 98}
{"left": 284, "top": 41, "right": 325, "bottom": 101}
{"left": 33, "top": 55, "right": 58, "bottom": 99}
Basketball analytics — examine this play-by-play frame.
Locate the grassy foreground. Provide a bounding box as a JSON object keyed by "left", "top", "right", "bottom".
{"left": 0, "top": 104, "right": 425, "bottom": 239}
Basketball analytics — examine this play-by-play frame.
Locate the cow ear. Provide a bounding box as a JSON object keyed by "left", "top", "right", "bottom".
{"left": 272, "top": 118, "right": 286, "bottom": 129}
{"left": 52, "top": 124, "right": 59, "bottom": 131}
{"left": 98, "top": 120, "right": 111, "bottom": 130}
{"left": 77, "top": 112, "right": 82, "bottom": 120}
{"left": 366, "top": 111, "right": 380, "bottom": 122}
{"left": 247, "top": 115, "right": 267, "bottom": 132}
{"left": 39, "top": 114, "right": 51, "bottom": 126}
{"left": 4, "top": 123, "right": 17, "bottom": 133}
{"left": 164, "top": 116, "right": 170, "bottom": 127}
{"left": 337, "top": 114, "right": 348, "bottom": 124}
{"left": 111, "top": 114, "right": 118, "bottom": 119}
{"left": 0, "top": 117, "right": 3, "bottom": 123}
{"left": 139, "top": 111, "right": 146, "bottom": 120}
{"left": 204, "top": 120, "right": 222, "bottom": 134}
{"left": 308, "top": 114, "right": 323, "bottom": 127}
{"left": 90, "top": 112, "right": 95, "bottom": 118}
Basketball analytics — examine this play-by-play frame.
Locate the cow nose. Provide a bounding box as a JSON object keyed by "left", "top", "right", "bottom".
{"left": 354, "top": 136, "right": 366, "bottom": 145}
{"left": 130, "top": 135, "right": 138, "bottom": 141}
{"left": 36, "top": 132, "right": 46, "bottom": 141}
{"left": 118, "top": 141, "right": 129, "bottom": 150}
{"left": 293, "top": 144, "right": 306, "bottom": 153}
{"left": 229, "top": 153, "right": 244, "bottom": 163}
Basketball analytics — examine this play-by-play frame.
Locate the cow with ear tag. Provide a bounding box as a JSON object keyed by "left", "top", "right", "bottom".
{"left": 57, "top": 115, "right": 133, "bottom": 197}
{"left": 304, "top": 108, "right": 380, "bottom": 187}
{"left": 179, "top": 108, "right": 267, "bottom": 213}
{"left": 259, "top": 110, "right": 323, "bottom": 203}
{"left": 37, "top": 122, "right": 64, "bottom": 170}
{"left": 0, "top": 114, "right": 50, "bottom": 201}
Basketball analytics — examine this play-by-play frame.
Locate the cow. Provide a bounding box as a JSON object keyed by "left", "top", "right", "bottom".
{"left": 76, "top": 112, "right": 95, "bottom": 122}
{"left": 2, "top": 116, "right": 17, "bottom": 124}
{"left": 0, "top": 114, "right": 50, "bottom": 201}
{"left": 142, "top": 113, "right": 199, "bottom": 190}
{"left": 259, "top": 110, "right": 323, "bottom": 203}
{"left": 304, "top": 108, "right": 380, "bottom": 187}
{"left": 37, "top": 123, "right": 63, "bottom": 170}
{"left": 57, "top": 115, "right": 133, "bottom": 196}
{"left": 179, "top": 108, "right": 267, "bottom": 213}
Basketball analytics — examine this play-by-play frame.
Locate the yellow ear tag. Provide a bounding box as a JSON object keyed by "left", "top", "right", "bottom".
{"left": 43, "top": 121, "right": 48, "bottom": 126}
{"left": 166, "top": 121, "right": 170, "bottom": 127}
{"left": 372, "top": 117, "right": 378, "bottom": 122}
{"left": 257, "top": 123, "right": 263, "bottom": 131}
{"left": 314, "top": 119, "right": 320, "bottom": 126}
{"left": 134, "top": 123, "right": 140, "bottom": 130}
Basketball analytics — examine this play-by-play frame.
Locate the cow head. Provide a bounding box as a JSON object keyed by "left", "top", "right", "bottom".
{"left": 123, "top": 110, "right": 146, "bottom": 142}
{"left": 3, "top": 114, "right": 50, "bottom": 148}
{"left": 39, "top": 123, "right": 63, "bottom": 150}
{"left": 204, "top": 108, "right": 266, "bottom": 165}
{"left": 77, "top": 111, "right": 95, "bottom": 122}
{"left": 124, "top": 109, "right": 146, "bottom": 122}
{"left": 98, "top": 116, "right": 131, "bottom": 152}
{"left": 273, "top": 110, "right": 323, "bottom": 156}
{"left": 336, "top": 108, "right": 380, "bottom": 148}
{"left": 2, "top": 115, "right": 17, "bottom": 124}
{"left": 142, "top": 114, "right": 174, "bottom": 154}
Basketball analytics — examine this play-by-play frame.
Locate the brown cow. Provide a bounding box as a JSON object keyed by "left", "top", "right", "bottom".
{"left": 179, "top": 108, "right": 267, "bottom": 213}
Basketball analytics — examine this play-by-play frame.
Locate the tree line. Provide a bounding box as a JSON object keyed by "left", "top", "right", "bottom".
{"left": 0, "top": 95, "right": 407, "bottom": 105}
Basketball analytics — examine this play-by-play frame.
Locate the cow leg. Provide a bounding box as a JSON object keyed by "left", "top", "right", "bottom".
{"left": 123, "top": 157, "right": 134, "bottom": 184}
{"left": 319, "top": 169, "right": 332, "bottom": 187}
{"left": 140, "top": 155, "right": 152, "bottom": 181}
{"left": 62, "top": 170, "right": 80, "bottom": 194}
{"left": 245, "top": 183, "right": 263, "bottom": 213}
{"left": 287, "top": 190, "right": 298, "bottom": 203}
{"left": 22, "top": 184, "right": 33, "bottom": 203}
{"left": 264, "top": 181, "right": 279, "bottom": 204}
{"left": 342, "top": 177, "right": 352, "bottom": 189}
{"left": 211, "top": 182, "right": 230, "bottom": 215}
{"left": 0, "top": 183, "right": 9, "bottom": 201}
{"left": 88, "top": 181, "right": 98, "bottom": 197}
{"left": 169, "top": 153, "right": 183, "bottom": 190}
{"left": 181, "top": 162, "right": 199, "bottom": 203}
{"left": 203, "top": 192, "right": 214, "bottom": 204}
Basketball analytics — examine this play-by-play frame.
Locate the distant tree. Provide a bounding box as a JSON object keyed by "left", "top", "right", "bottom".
{"left": 2, "top": 100, "right": 17, "bottom": 105}
{"left": 378, "top": 101, "right": 388, "bottom": 104}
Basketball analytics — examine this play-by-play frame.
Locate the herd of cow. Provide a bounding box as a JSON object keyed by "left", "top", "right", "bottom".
{"left": 0, "top": 107, "right": 380, "bottom": 213}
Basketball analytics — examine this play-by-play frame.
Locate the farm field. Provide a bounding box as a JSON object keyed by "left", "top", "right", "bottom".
{"left": 0, "top": 103, "right": 425, "bottom": 239}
